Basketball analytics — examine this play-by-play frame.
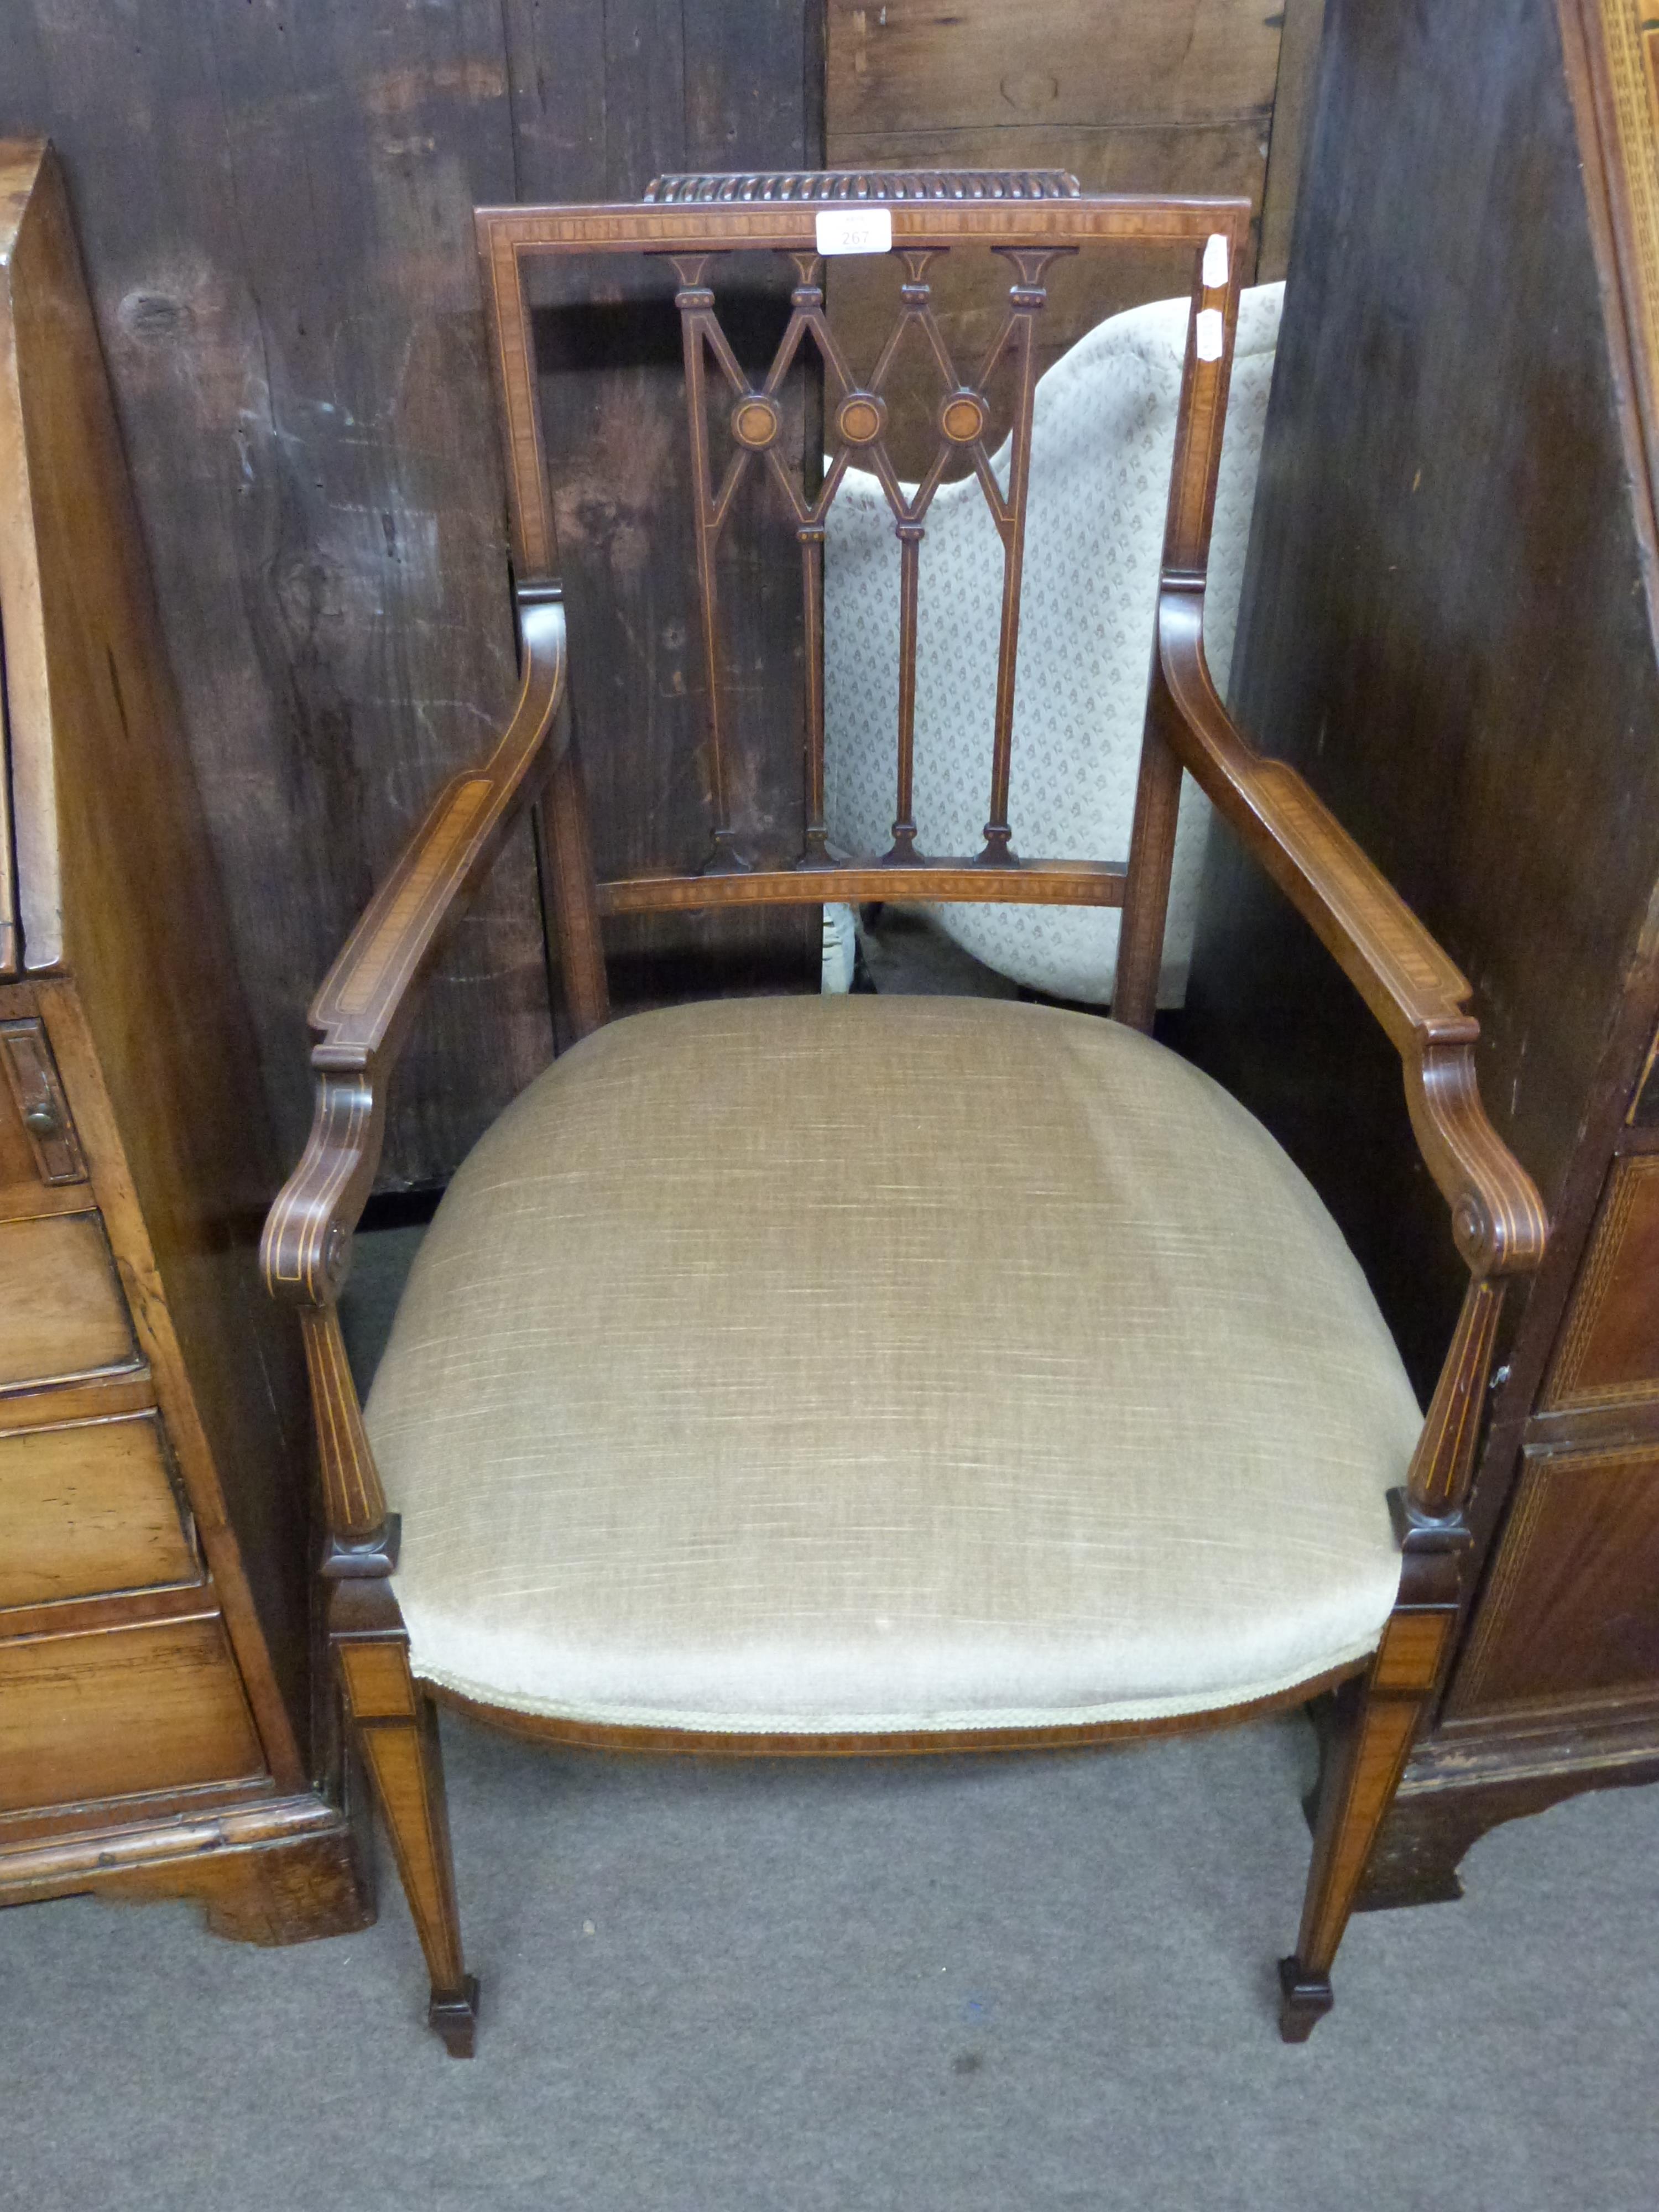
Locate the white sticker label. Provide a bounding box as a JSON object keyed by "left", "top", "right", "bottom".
{"left": 1202, "top": 233, "right": 1229, "bottom": 291}
{"left": 1196, "top": 307, "right": 1225, "bottom": 363}
{"left": 815, "top": 206, "right": 893, "bottom": 257}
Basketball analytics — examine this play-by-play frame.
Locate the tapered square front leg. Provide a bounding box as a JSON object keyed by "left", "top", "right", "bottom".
{"left": 334, "top": 1583, "right": 477, "bottom": 2056}
{"left": 1280, "top": 1605, "right": 1454, "bottom": 2042}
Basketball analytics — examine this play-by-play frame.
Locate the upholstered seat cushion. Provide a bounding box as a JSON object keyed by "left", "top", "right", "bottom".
{"left": 367, "top": 997, "right": 1417, "bottom": 1734}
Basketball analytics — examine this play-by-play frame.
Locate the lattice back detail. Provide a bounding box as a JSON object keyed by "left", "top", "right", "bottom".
{"left": 476, "top": 173, "right": 1250, "bottom": 924}
{"left": 673, "top": 239, "right": 1066, "bottom": 875}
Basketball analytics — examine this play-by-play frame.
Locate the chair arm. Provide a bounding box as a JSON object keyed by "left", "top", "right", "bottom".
{"left": 262, "top": 589, "right": 568, "bottom": 1310}
{"left": 1158, "top": 582, "right": 1547, "bottom": 1285}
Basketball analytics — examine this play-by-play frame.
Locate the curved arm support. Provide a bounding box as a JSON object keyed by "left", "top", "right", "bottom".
{"left": 1157, "top": 583, "right": 1547, "bottom": 1285}
{"left": 262, "top": 589, "right": 567, "bottom": 1314}
{"left": 260, "top": 590, "right": 567, "bottom": 1567}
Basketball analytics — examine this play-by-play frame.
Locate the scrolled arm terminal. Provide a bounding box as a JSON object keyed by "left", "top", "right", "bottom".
{"left": 1157, "top": 583, "right": 1546, "bottom": 1286}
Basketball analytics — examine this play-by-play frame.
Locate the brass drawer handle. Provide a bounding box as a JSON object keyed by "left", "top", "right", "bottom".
{"left": 2, "top": 1020, "right": 87, "bottom": 1186}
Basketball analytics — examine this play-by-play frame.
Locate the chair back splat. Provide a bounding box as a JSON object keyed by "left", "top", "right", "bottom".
{"left": 474, "top": 171, "right": 1252, "bottom": 1033}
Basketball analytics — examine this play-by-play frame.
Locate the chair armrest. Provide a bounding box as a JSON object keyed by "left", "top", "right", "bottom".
{"left": 262, "top": 589, "right": 567, "bottom": 1308}
{"left": 1158, "top": 582, "right": 1547, "bottom": 1283}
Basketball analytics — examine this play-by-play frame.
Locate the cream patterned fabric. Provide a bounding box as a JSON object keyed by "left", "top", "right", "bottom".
{"left": 823, "top": 283, "right": 1283, "bottom": 1005}
{"left": 368, "top": 996, "right": 1415, "bottom": 1734}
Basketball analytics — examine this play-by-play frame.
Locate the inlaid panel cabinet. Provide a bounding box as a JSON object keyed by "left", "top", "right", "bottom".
{"left": 0, "top": 141, "right": 366, "bottom": 1939}
{"left": 1187, "top": 0, "right": 1659, "bottom": 1903}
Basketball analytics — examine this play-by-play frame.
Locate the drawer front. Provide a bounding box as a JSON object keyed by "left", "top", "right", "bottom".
{"left": 1449, "top": 1438, "right": 1659, "bottom": 1715}
{"left": 0, "top": 1016, "right": 87, "bottom": 1212}
{"left": 0, "top": 1615, "right": 265, "bottom": 1814}
{"left": 1542, "top": 1155, "right": 1659, "bottom": 1410}
{"left": 0, "top": 1412, "right": 198, "bottom": 1609}
{"left": 0, "top": 1212, "right": 139, "bottom": 1391}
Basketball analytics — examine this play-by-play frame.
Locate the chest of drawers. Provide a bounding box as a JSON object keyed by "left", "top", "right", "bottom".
{"left": 0, "top": 139, "right": 365, "bottom": 1942}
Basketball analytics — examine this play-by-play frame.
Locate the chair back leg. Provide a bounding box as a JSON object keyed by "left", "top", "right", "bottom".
{"left": 333, "top": 1582, "right": 478, "bottom": 2056}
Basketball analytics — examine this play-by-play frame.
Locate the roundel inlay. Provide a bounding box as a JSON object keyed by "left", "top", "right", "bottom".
{"left": 940, "top": 391, "right": 987, "bottom": 445}
{"left": 836, "top": 393, "right": 885, "bottom": 446}
{"left": 732, "top": 397, "right": 781, "bottom": 448}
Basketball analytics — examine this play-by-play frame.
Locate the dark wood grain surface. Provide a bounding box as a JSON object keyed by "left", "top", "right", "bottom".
{"left": 1188, "top": 0, "right": 1659, "bottom": 1394}
{"left": 1186, "top": 0, "right": 1659, "bottom": 1903}
{"left": 822, "top": 0, "right": 1292, "bottom": 479}
{"left": 0, "top": 1, "right": 820, "bottom": 1186}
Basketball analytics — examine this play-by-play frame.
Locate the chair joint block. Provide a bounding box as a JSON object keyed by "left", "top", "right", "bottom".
{"left": 1387, "top": 1486, "right": 1474, "bottom": 1554}
{"left": 321, "top": 1514, "right": 402, "bottom": 1579}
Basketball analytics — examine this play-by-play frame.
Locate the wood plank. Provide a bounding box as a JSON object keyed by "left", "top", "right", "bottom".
{"left": 0, "top": 1213, "right": 137, "bottom": 1391}
{"left": 826, "top": 2, "right": 1279, "bottom": 476}
{"left": 0, "top": 1615, "right": 265, "bottom": 1815}
{"left": 827, "top": 1, "right": 1281, "bottom": 139}
{"left": 1185, "top": 0, "right": 1659, "bottom": 1397}
{"left": 0, "top": 1580, "right": 224, "bottom": 1648}
{"left": 0, "top": 1789, "right": 368, "bottom": 1947}
{"left": 1258, "top": 0, "right": 1328, "bottom": 281}
{"left": 0, "top": 5, "right": 547, "bottom": 1192}
{"left": 0, "top": 1372, "right": 155, "bottom": 1437}
{"left": 0, "top": 1412, "right": 199, "bottom": 1609}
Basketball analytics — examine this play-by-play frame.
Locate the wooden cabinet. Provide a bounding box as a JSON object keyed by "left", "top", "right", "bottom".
{"left": 0, "top": 140, "right": 366, "bottom": 1940}
{"left": 1184, "top": 0, "right": 1659, "bottom": 1905}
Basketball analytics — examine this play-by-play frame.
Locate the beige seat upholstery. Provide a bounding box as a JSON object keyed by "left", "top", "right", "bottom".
{"left": 367, "top": 997, "right": 1419, "bottom": 1736}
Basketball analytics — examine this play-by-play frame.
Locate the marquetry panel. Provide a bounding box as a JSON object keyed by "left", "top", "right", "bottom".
{"left": 0, "top": 1213, "right": 139, "bottom": 1392}
{"left": 1301, "top": 1693, "right": 1420, "bottom": 1965}
{"left": 339, "top": 1639, "right": 421, "bottom": 1724}
{"left": 1541, "top": 1155, "right": 1659, "bottom": 1408}
{"left": 1593, "top": 1, "right": 1659, "bottom": 399}
{"left": 1450, "top": 1439, "right": 1659, "bottom": 1714}
{"left": 1371, "top": 1609, "right": 1452, "bottom": 1693}
{"left": 0, "top": 1413, "right": 198, "bottom": 1610}
{"left": 0, "top": 1615, "right": 265, "bottom": 1814}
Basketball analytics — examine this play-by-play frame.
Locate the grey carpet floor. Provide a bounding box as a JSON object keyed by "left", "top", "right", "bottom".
{"left": 6, "top": 1231, "right": 1656, "bottom": 2210}
{"left": 4, "top": 1715, "right": 1658, "bottom": 2211}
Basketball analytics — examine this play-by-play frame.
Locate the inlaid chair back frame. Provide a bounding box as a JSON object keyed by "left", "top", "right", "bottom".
{"left": 476, "top": 176, "right": 1253, "bottom": 1036}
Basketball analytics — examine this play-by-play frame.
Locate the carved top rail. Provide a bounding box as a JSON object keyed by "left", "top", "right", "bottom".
{"left": 643, "top": 170, "right": 1084, "bottom": 204}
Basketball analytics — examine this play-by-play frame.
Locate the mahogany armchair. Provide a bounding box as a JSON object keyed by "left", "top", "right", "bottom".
{"left": 262, "top": 172, "right": 1546, "bottom": 2057}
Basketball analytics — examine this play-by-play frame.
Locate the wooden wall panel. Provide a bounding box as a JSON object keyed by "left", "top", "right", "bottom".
{"left": 506, "top": 0, "right": 821, "bottom": 1015}
{"left": 828, "top": 1, "right": 1281, "bottom": 143}
{"left": 823, "top": 0, "right": 1316, "bottom": 476}
{"left": 0, "top": 1, "right": 820, "bottom": 1185}
{"left": 1184, "top": 0, "right": 1659, "bottom": 1397}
